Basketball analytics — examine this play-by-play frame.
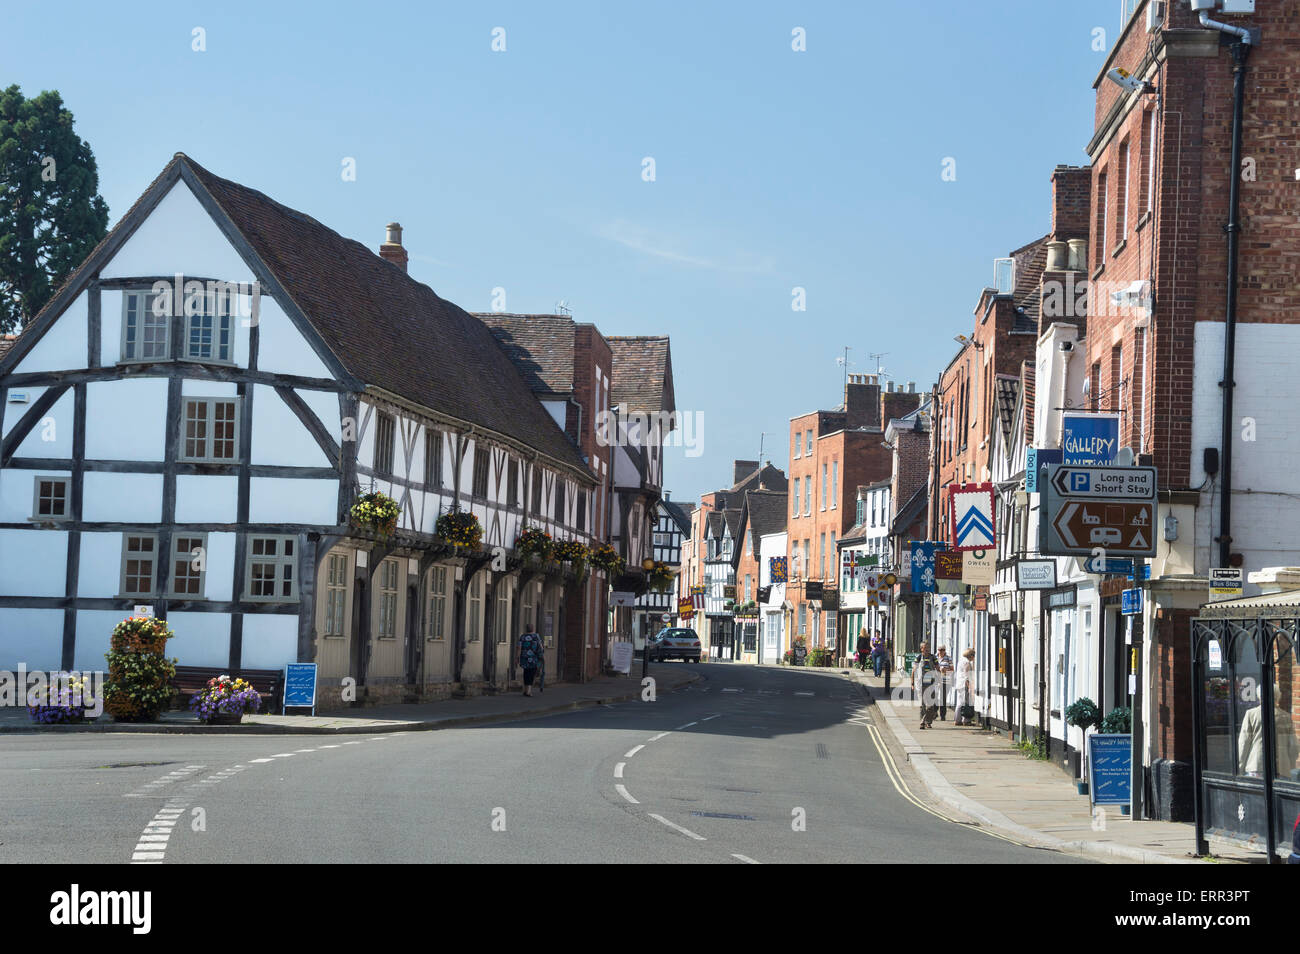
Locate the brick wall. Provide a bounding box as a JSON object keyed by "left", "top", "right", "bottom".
{"left": 1155, "top": 607, "right": 1196, "bottom": 763}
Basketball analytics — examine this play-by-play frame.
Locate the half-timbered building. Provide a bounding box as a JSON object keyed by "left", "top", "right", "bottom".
{"left": 0, "top": 154, "right": 599, "bottom": 704}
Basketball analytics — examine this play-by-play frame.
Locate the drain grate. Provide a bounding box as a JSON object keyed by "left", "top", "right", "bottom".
{"left": 816, "top": 743, "right": 830, "bottom": 760}
{"left": 690, "top": 811, "right": 756, "bottom": 821}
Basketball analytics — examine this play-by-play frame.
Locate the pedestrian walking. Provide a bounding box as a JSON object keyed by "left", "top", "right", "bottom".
{"left": 855, "top": 629, "right": 871, "bottom": 672}
{"left": 914, "top": 641, "right": 939, "bottom": 729}
{"left": 936, "top": 646, "right": 954, "bottom": 721}
{"left": 870, "top": 630, "right": 886, "bottom": 677}
{"left": 882, "top": 636, "right": 894, "bottom": 691}
{"left": 519, "top": 629, "right": 544, "bottom": 697}
{"left": 954, "top": 648, "right": 977, "bottom": 726}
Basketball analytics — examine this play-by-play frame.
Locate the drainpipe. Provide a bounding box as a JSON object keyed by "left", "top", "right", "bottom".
{"left": 1217, "top": 35, "right": 1252, "bottom": 568}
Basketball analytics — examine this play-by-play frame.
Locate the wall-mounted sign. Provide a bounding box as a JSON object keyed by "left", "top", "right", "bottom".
{"left": 132, "top": 605, "right": 155, "bottom": 618}
{"left": 1208, "top": 639, "right": 1223, "bottom": 671}
{"left": 1016, "top": 559, "right": 1057, "bottom": 590}
{"left": 1025, "top": 447, "right": 1063, "bottom": 493}
{"left": 1208, "top": 567, "right": 1244, "bottom": 602}
{"left": 1062, "top": 413, "right": 1120, "bottom": 465}
{"left": 611, "top": 591, "right": 636, "bottom": 607}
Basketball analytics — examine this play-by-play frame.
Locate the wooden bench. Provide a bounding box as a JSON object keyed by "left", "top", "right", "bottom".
{"left": 172, "top": 666, "right": 281, "bottom": 715}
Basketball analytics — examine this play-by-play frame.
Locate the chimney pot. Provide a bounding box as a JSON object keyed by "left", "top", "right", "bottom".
{"left": 380, "top": 223, "right": 409, "bottom": 272}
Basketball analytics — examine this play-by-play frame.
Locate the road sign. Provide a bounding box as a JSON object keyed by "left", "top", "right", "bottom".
{"left": 1121, "top": 588, "right": 1143, "bottom": 616}
{"left": 1062, "top": 413, "right": 1120, "bottom": 465}
{"left": 1083, "top": 555, "right": 1134, "bottom": 575}
{"left": 949, "top": 483, "right": 996, "bottom": 552}
{"left": 1127, "top": 564, "right": 1151, "bottom": 582}
{"left": 1041, "top": 463, "right": 1158, "bottom": 558}
{"left": 1049, "top": 465, "right": 1156, "bottom": 500}
{"left": 1209, "top": 567, "right": 1244, "bottom": 602}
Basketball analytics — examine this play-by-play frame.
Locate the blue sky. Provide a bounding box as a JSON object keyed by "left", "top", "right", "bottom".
{"left": 5, "top": 1, "right": 1118, "bottom": 501}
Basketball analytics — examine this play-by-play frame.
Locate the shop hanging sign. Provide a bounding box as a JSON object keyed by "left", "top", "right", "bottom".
{"left": 910, "top": 542, "right": 943, "bottom": 594}
{"left": 948, "top": 483, "right": 997, "bottom": 552}
{"left": 962, "top": 549, "right": 995, "bottom": 586}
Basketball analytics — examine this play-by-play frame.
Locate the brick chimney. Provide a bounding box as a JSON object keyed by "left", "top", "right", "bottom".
{"left": 845, "top": 374, "right": 881, "bottom": 429}
{"left": 379, "top": 222, "right": 408, "bottom": 272}
{"left": 733, "top": 460, "right": 759, "bottom": 485}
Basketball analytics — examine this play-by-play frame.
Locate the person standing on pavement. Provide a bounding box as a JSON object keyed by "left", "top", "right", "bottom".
{"left": 936, "top": 646, "right": 954, "bottom": 721}
{"left": 855, "top": 629, "right": 871, "bottom": 672}
{"left": 518, "top": 628, "right": 543, "bottom": 697}
{"left": 914, "top": 641, "right": 939, "bottom": 729}
{"left": 870, "top": 631, "right": 886, "bottom": 677}
{"left": 954, "top": 648, "right": 976, "bottom": 726}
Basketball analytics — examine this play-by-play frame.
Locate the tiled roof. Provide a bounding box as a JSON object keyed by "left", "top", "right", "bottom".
{"left": 662, "top": 499, "right": 691, "bottom": 534}
{"left": 476, "top": 315, "right": 576, "bottom": 395}
{"left": 995, "top": 375, "right": 1020, "bottom": 451}
{"left": 745, "top": 489, "right": 788, "bottom": 538}
{"left": 179, "top": 157, "right": 590, "bottom": 475}
{"left": 723, "top": 509, "right": 742, "bottom": 538}
{"left": 706, "top": 511, "right": 724, "bottom": 538}
{"left": 731, "top": 462, "right": 787, "bottom": 493}
{"left": 606, "top": 335, "right": 674, "bottom": 416}
{"left": 1022, "top": 360, "right": 1036, "bottom": 443}
{"left": 1012, "top": 236, "right": 1049, "bottom": 333}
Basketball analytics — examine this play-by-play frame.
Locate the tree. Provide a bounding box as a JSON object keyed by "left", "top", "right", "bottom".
{"left": 0, "top": 86, "right": 109, "bottom": 334}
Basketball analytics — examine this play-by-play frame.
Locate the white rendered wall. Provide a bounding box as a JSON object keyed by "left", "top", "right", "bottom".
{"left": 241, "top": 613, "right": 298, "bottom": 670}
{"left": 0, "top": 529, "right": 67, "bottom": 597}
{"left": 255, "top": 298, "right": 333, "bottom": 380}
{"left": 175, "top": 475, "right": 238, "bottom": 523}
{"left": 2, "top": 386, "right": 48, "bottom": 440}
{"left": 12, "top": 389, "right": 74, "bottom": 459}
{"left": 250, "top": 385, "right": 329, "bottom": 467}
{"left": 72, "top": 610, "right": 127, "bottom": 672}
{"left": 10, "top": 291, "right": 88, "bottom": 374}
{"left": 83, "top": 473, "right": 163, "bottom": 523}
{"left": 164, "top": 612, "right": 230, "bottom": 668}
{"left": 0, "top": 608, "right": 64, "bottom": 669}
{"left": 77, "top": 532, "right": 125, "bottom": 597}
{"left": 249, "top": 477, "right": 337, "bottom": 524}
{"left": 0, "top": 468, "right": 69, "bottom": 523}
{"left": 85, "top": 379, "right": 168, "bottom": 461}
{"left": 203, "top": 532, "right": 236, "bottom": 601}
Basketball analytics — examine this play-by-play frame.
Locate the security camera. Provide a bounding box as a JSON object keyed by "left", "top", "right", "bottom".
{"left": 1105, "top": 67, "right": 1155, "bottom": 95}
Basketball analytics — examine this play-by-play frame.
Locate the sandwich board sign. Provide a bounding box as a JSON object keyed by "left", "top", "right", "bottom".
{"left": 283, "top": 662, "right": 318, "bottom": 715}
{"left": 1088, "top": 733, "right": 1132, "bottom": 807}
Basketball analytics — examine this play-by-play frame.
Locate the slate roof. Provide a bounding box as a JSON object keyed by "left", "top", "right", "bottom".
{"left": 606, "top": 336, "right": 675, "bottom": 416}
{"left": 476, "top": 315, "right": 576, "bottom": 395}
{"left": 730, "top": 461, "right": 787, "bottom": 493}
{"left": 662, "top": 499, "right": 691, "bottom": 535}
{"left": 723, "top": 509, "right": 742, "bottom": 539}
{"left": 745, "top": 489, "right": 787, "bottom": 539}
{"left": 891, "top": 483, "right": 929, "bottom": 536}
{"left": 995, "top": 375, "right": 1020, "bottom": 451}
{"left": 172, "top": 157, "right": 592, "bottom": 476}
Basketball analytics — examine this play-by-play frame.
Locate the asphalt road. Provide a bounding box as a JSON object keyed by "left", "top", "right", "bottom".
{"left": 0, "top": 663, "right": 1085, "bottom": 864}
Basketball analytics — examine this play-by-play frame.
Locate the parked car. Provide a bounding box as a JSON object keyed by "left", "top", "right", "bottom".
{"left": 646, "top": 628, "right": 702, "bottom": 663}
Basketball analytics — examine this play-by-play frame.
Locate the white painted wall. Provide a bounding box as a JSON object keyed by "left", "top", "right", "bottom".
{"left": 164, "top": 611, "right": 231, "bottom": 668}
{"left": 72, "top": 610, "right": 126, "bottom": 672}
{"left": 78, "top": 532, "right": 125, "bottom": 597}
{"left": 204, "top": 532, "right": 237, "bottom": 601}
{"left": 83, "top": 473, "right": 164, "bottom": 523}
{"left": 1191, "top": 321, "right": 1300, "bottom": 571}
{"left": 0, "top": 608, "right": 64, "bottom": 669}
{"left": 249, "top": 477, "right": 337, "bottom": 524}
{"left": 0, "top": 529, "right": 67, "bottom": 597}
{"left": 13, "top": 389, "right": 74, "bottom": 459}
{"left": 175, "top": 474, "right": 239, "bottom": 523}
{"left": 100, "top": 181, "right": 253, "bottom": 284}
{"left": 0, "top": 468, "right": 70, "bottom": 523}
{"left": 85, "top": 379, "right": 168, "bottom": 461}
{"left": 11, "top": 291, "right": 88, "bottom": 375}
{"left": 256, "top": 298, "right": 333, "bottom": 380}
{"left": 250, "top": 385, "right": 331, "bottom": 467}
{"left": 2, "top": 386, "right": 48, "bottom": 440}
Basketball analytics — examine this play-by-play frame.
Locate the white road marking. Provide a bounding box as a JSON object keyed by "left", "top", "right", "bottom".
{"left": 131, "top": 852, "right": 165, "bottom": 861}
{"left": 249, "top": 758, "right": 274, "bottom": 763}
{"left": 732, "top": 853, "right": 760, "bottom": 864}
{"left": 647, "top": 732, "right": 669, "bottom": 742}
{"left": 624, "top": 745, "right": 645, "bottom": 758}
{"left": 318, "top": 744, "right": 341, "bottom": 749}
{"left": 615, "top": 784, "right": 639, "bottom": 804}
{"left": 674, "top": 722, "right": 697, "bottom": 730}
{"left": 137, "top": 834, "right": 170, "bottom": 843}
{"left": 699, "top": 714, "right": 721, "bottom": 722}
{"left": 794, "top": 691, "right": 814, "bottom": 697}
{"left": 647, "top": 814, "right": 706, "bottom": 841}
{"left": 721, "top": 688, "right": 742, "bottom": 693}
{"left": 614, "top": 762, "right": 626, "bottom": 779}
{"left": 342, "top": 741, "right": 363, "bottom": 745}
{"left": 295, "top": 748, "right": 316, "bottom": 753}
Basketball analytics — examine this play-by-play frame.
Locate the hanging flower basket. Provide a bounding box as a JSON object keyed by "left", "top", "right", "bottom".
{"left": 437, "top": 509, "right": 483, "bottom": 550}
{"left": 588, "top": 542, "right": 625, "bottom": 576}
{"left": 647, "top": 562, "right": 675, "bottom": 592}
{"left": 351, "top": 491, "right": 399, "bottom": 537}
{"left": 516, "top": 527, "right": 554, "bottom": 561}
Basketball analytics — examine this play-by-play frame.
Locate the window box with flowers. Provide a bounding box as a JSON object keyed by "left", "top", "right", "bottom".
{"left": 350, "top": 491, "right": 400, "bottom": 537}
{"left": 436, "top": 509, "right": 483, "bottom": 550}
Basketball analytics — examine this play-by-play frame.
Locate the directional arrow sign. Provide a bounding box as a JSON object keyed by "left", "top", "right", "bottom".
{"left": 1049, "top": 500, "right": 1157, "bottom": 556}
{"left": 1049, "top": 465, "right": 1156, "bottom": 500}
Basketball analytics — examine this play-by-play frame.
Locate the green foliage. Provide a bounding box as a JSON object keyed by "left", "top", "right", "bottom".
{"left": 807, "top": 647, "right": 832, "bottom": 667}
{"left": 103, "top": 616, "right": 175, "bottom": 722}
{"left": 436, "top": 508, "right": 482, "bottom": 548}
{"left": 1065, "top": 697, "right": 1102, "bottom": 731}
{"left": 351, "top": 491, "right": 399, "bottom": 536}
{"left": 1101, "top": 706, "right": 1132, "bottom": 734}
{"left": 1016, "top": 735, "right": 1049, "bottom": 761}
{"left": 0, "top": 86, "right": 109, "bottom": 333}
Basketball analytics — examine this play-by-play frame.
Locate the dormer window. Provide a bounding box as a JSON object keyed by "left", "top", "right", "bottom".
{"left": 121, "top": 287, "right": 234, "bottom": 364}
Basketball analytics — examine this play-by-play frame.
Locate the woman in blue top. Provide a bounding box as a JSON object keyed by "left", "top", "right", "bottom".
{"left": 519, "top": 630, "right": 544, "bottom": 696}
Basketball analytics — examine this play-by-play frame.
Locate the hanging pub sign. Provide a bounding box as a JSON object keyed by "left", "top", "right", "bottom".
{"left": 769, "top": 556, "right": 788, "bottom": 584}
{"left": 678, "top": 596, "right": 695, "bottom": 619}
{"left": 934, "top": 550, "right": 965, "bottom": 596}
{"left": 948, "top": 482, "right": 997, "bottom": 552}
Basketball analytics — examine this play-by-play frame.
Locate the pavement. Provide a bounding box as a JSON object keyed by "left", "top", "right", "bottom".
{"left": 847, "top": 667, "right": 1267, "bottom": 864}
{"left": 0, "top": 667, "right": 698, "bottom": 734}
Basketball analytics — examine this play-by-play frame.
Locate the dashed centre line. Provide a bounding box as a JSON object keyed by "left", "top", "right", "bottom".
{"left": 732, "top": 853, "right": 760, "bottom": 864}
{"left": 674, "top": 721, "right": 697, "bottom": 730}
{"left": 648, "top": 813, "right": 706, "bottom": 841}
{"left": 615, "top": 784, "right": 640, "bottom": 805}
{"left": 614, "top": 762, "right": 626, "bottom": 779}
{"left": 624, "top": 744, "right": 645, "bottom": 758}
{"left": 647, "top": 732, "right": 669, "bottom": 742}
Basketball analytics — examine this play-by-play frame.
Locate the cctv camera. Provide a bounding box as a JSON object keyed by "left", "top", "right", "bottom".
{"left": 1105, "top": 67, "right": 1152, "bottom": 94}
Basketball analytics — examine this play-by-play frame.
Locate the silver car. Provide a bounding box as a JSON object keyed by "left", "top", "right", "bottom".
{"left": 646, "top": 628, "right": 702, "bottom": 663}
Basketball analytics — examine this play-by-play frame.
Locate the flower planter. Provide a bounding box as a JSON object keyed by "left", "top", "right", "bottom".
{"left": 203, "top": 712, "right": 244, "bottom": 726}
